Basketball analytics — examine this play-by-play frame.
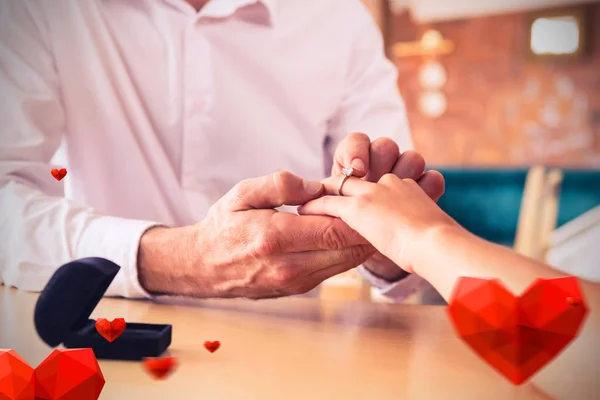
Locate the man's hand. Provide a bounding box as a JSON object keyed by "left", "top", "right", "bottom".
{"left": 137, "top": 171, "right": 376, "bottom": 299}
{"left": 327, "top": 132, "right": 445, "bottom": 281}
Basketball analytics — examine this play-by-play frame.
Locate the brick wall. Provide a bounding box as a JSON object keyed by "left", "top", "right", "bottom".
{"left": 389, "top": 5, "right": 600, "bottom": 166}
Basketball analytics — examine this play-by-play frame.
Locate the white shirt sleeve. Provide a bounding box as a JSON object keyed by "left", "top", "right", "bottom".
{"left": 324, "top": 1, "right": 421, "bottom": 302}
{"left": 0, "top": 2, "right": 157, "bottom": 298}
{"left": 357, "top": 266, "right": 430, "bottom": 303}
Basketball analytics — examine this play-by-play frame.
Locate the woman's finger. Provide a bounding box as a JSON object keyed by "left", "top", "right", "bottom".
{"left": 320, "top": 175, "right": 377, "bottom": 196}
{"left": 298, "top": 195, "right": 353, "bottom": 219}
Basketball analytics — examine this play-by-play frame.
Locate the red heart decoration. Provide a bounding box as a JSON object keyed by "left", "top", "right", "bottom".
{"left": 0, "top": 349, "right": 34, "bottom": 400}
{"left": 142, "top": 357, "right": 178, "bottom": 380}
{"left": 95, "top": 318, "right": 126, "bottom": 342}
{"left": 0, "top": 348, "right": 105, "bottom": 400}
{"left": 204, "top": 341, "right": 221, "bottom": 353}
{"left": 447, "top": 276, "right": 588, "bottom": 385}
{"left": 51, "top": 168, "right": 67, "bottom": 181}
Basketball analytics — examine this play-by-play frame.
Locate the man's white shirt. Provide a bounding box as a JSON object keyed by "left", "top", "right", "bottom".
{"left": 0, "top": 0, "right": 426, "bottom": 300}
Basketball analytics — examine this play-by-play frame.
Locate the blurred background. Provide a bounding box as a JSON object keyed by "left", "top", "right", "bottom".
{"left": 368, "top": 0, "right": 599, "bottom": 166}
{"left": 322, "top": 0, "right": 600, "bottom": 304}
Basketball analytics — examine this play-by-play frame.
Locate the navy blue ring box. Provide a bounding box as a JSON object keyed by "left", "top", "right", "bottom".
{"left": 34, "top": 257, "right": 172, "bottom": 361}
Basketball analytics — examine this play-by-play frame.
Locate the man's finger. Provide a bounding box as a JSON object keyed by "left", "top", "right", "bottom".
{"left": 417, "top": 170, "right": 445, "bottom": 202}
{"left": 269, "top": 212, "right": 370, "bottom": 252}
{"left": 391, "top": 151, "right": 426, "bottom": 181}
{"left": 332, "top": 132, "right": 371, "bottom": 177}
{"left": 226, "top": 171, "right": 323, "bottom": 211}
{"left": 239, "top": 245, "right": 376, "bottom": 299}
{"left": 267, "top": 245, "right": 376, "bottom": 295}
{"left": 273, "top": 244, "right": 375, "bottom": 277}
{"left": 304, "top": 245, "right": 375, "bottom": 289}
{"left": 365, "top": 137, "right": 400, "bottom": 182}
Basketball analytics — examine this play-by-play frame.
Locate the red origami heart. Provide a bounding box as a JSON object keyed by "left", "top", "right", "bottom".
{"left": 95, "top": 318, "right": 126, "bottom": 342}
{"left": 0, "top": 348, "right": 105, "bottom": 400}
{"left": 51, "top": 168, "right": 67, "bottom": 181}
{"left": 142, "top": 357, "right": 178, "bottom": 380}
{"left": 204, "top": 341, "right": 220, "bottom": 353}
{"left": 447, "top": 276, "right": 588, "bottom": 385}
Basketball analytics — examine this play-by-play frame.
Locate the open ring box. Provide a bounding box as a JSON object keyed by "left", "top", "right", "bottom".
{"left": 34, "top": 257, "right": 172, "bottom": 361}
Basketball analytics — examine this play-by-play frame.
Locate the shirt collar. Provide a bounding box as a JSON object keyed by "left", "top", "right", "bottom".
{"left": 101, "top": 0, "right": 278, "bottom": 26}
{"left": 200, "top": 0, "right": 277, "bottom": 26}
{"left": 257, "top": 0, "right": 277, "bottom": 25}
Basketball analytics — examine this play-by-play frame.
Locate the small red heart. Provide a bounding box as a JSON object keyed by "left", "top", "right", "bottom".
{"left": 203, "top": 341, "right": 221, "bottom": 353}
{"left": 95, "top": 318, "right": 126, "bottom": 342}
{"left": 51, "top": 168, "right": 67, "bottom": 181}
{"left": 142, "top": 357, "right": 178, "bottom": 380}
{"left": 447, "top": 276, "right": 588, "bottom": 385}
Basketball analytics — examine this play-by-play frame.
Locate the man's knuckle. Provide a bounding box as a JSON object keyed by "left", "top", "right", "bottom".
{"left": 272, "top": 170, "right": 297, "bottom": 201}
{"left": 230, "top": 180, "right": 250, "bottom": 200}
{"left": 270, "top": 265, "right": 296, "bottom": 286}
{"left": 402, "top": 150, "right": 424, "bottom": 160}
{"left": 350, "top": 244, "right": 374, "bottom": 263}
{"left": 372, "top": 137, "right": 400, "bottom": 155}
{"left": 253, "top": 231, "right": 279, "bottom": 255}
{"left": 322, "top": 220, "right": 347, "bottom": 249}
{"left": 350, "top": 132, "right": 371, "bottom": 142}
{"left": 274, "top": 170, "right": 294, "bottom": 183}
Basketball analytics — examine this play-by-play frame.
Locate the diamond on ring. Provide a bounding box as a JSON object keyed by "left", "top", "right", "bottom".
{"left": 338, "top": 166, "right": 354, "bottom": 196}
{"left": 341, "top": 166, "right": 354, "bottom": 177}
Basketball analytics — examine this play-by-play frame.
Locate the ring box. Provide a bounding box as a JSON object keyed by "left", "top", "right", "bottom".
{"left": 34, "top": 257, "right": 172, "bottom": 361}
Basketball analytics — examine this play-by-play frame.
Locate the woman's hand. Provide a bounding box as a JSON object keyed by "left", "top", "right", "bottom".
{"left": 326, "top": 133, "right": 446, "bottom": 280}
{"left": 298, "top": 173, "right": 461, "bottom": 273}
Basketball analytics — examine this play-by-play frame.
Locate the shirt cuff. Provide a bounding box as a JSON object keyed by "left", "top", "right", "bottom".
{"left": 75, "top": 216, "right": 164, "bottom": 299}
{"left": 357, "top": 265, "right": 428, "bottom": 303}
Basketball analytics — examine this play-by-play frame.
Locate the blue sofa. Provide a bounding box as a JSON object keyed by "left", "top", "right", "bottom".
{"left": 435, "top": 168, "right": 600, "bottom": 247}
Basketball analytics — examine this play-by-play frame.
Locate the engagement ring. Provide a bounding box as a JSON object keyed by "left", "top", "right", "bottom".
{"left": 338, "top": 166, "right": 354, "bottom": 195}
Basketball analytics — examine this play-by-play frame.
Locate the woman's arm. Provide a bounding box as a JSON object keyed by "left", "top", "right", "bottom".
{"left": 411, "top": 211, "right": 600, "bottom": 400}
{"left": 299, "top": 172, "right": 600, "bottom": 399}
{"left": 412, "top": 224, "right": 600, "bottom": 303}
{"left": 300, "top": 173, "right": 599, "bottom": 302}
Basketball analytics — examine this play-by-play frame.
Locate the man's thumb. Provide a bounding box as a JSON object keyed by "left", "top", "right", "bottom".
{"left": 226, "top": 171, "right": 323, "bottom": 211}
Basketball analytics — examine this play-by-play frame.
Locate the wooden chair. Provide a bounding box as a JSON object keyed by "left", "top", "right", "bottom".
{"left": 514, "top": 166, "right": 564, "bottom": 262}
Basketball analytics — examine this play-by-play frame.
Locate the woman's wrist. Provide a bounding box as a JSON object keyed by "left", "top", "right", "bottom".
{"left": 409, "top": 223, "right": 472, "bottom": 279}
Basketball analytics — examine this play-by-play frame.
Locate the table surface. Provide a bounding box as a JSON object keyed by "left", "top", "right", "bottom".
{"left": 0, "top": 287, "right": 558, "bottom": 400}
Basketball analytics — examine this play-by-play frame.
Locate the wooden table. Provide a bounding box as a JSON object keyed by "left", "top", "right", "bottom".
{"left": 0, "top": 287, "right": 553, "bottom": 400}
